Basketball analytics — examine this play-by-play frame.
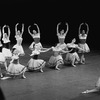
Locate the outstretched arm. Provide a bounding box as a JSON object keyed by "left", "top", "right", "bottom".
{"left": 85, "top": 23, "right": 89, "bottom": 35}
{"left": 57, "top": 22, "right": 61, "bottom": 34}
{"left": 34, "top": 23, "right": 40, "bottom": 33}
{"left": 65, "top": 22, "right": 69, "bottom": 34}
{"left": 79, "top": 23, "right": 84, "bottom": 35}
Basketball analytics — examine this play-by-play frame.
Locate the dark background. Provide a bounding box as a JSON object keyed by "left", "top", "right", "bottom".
{"left": 0, "top": 0, "right": 99, "bottom": 50}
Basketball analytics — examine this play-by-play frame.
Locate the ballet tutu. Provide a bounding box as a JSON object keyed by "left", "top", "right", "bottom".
{"left": 13, "top": 45, "right": 25, "bottom": 55}
{"left": 7, "top": 63, "right": 26, "bottom": 75}
{"left": 78, "top": 43, "right": 90, "bottom": 53}
{"left": 2, "top": 48, "right": 12, "bottom": 58}
{"left": 27, "top": 58, "right": 46, "bottom": 70}
{"left": 65, "top": 52, "right": 80, "bottom": 62}
{"left": 0, "top": 53, "right": 5, "bottom": 63}
{"left": 48, "top": 55, "right": 64, "bottom": 66}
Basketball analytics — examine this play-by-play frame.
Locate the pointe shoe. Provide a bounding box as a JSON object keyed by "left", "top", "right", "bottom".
{"left": 72, "top": 64, "right": 76, "bottom": 67}
{"left": 55, "top": 67, "right": 60, "bottom": 70}
{"left": 22, "top": 75, "right": 26, "bottom": 79}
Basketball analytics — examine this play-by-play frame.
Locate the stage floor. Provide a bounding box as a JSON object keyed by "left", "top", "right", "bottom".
{"left": 1, "top": 45, "right": 100, "bottom": 100}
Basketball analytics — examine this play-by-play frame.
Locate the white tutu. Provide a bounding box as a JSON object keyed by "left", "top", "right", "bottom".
{"left": 65, "top": 52, "right": 80, "bottom": 63}
{"left": 27, "top": 58, "right": 46, "bottom": 70}
{"left": 13, "top": 45, "right": 25, "bottom": 55}
{"left": 7, "top": 63, "right": 26, "bottom": 75}
{"left": 78, "top": 43, "right": 90, "bottom": 53}
{"left": 0, "top": 53, "right": 5, "bottom": 62}
{"left": 2, "top": 48, "right": 12, "bottom": 58}
{"left": 48, "top": 55, "right": 64, "bottom": 66}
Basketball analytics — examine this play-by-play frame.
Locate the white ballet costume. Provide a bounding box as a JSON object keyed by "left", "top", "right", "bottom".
{"left": 13, "top": 36, "right": 25, "bottom": 55}
{"left": 7, "top": 55, "right": 26, "bottom": 75}
{"left": 2, "top": 39, "right": 12, "bottom": 58}
{"left": 78, "top": 34, "right": 90, "bottom": 53}
{"left": 48, "top": 46, "right": 64, "bottom": 67}
{"left": 27, "top": 42, "right": 46, "bottom": 71}
{"left": 65, "top": 43, "right": 80, "bottom": 64}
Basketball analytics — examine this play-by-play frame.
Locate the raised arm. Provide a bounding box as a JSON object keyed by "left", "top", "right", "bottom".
{"left": 0, "top": 27, "right": 2, "bottom": 39}
{"left": 15, "top": 23, "right": 19, "bottom": 34}
{"left": 34, "top": 23, "right": 40, "bottom": 33}
{"left": 79, "top": 23, "right": 84, "bottom": 35}
{"left": 21, "top": 23, "right": 24, "bottom": 36}
{"left": 2, "top": 25, "right": 6, "bottom": 34}
{"left": 6, "top": 25, "right": 10, "bottom": 38}
{"left": 57, "top": 22, "right": 61, "bottom": 34}
{"left": 85, "top": 23, "right": 89, "bottom": 35}
{"left": 65, "top": 22, "right": 69, "bottom": 34}
{"left": 28, "top": 25, "right": 33, "bottom": 37}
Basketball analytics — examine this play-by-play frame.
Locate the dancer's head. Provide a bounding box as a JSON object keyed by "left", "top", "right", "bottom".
{"left": 71, "top": 38, "right": 76, "bottom": 43}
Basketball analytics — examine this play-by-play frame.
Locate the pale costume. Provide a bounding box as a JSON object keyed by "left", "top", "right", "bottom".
{"left": 27, "top": 42, "right": 46, "bottom": 72}
{"left": 2, "top": 25, "right": 12, "bottom": 59}
{"left": 48, "top": 46, "right": 64, "bottom": 70}
{"left": 27, "top": 23, "right": 51, "bottom": 72}
{"left": 1, "top": 49, "right": 26, "bottom": 80}
{"left": 13, "top": 23, "right": 25, "bottom": 56}
{"left": 78, "top": 23, "right": 90, "bottom": 64}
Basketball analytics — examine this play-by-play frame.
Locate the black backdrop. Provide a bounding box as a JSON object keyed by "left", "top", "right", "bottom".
{"left": 0, "top": 0, "right": 99, "bottom": 50}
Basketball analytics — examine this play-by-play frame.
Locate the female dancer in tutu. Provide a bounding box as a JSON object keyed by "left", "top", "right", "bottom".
{"left": 78, "top": 23, "right": 90, "bottom": 64}
{"left": 0, "top": 27, "right": 7, "bottom": 78}
{"left": 27, "top": 23, "right": 51, "bottom": 72}
{"left": 2, "top": 25, "right": 12, "bottom": 59}
{"left": 56, "top": 22, "right": 69, "bottom": 50}
{"left": 65, "top": 38, "right": 84, "bottom": 67}
{"left": 12, "top": 23, "right": 25, "bottom": 56}
{"left": 82, "top": 77, "right": 100, "bottom": 94}
{"left": 1, "top": 47, "right": 26, "bottom": 80}
{"left": 48, "top": 22, "right": 71, "bottom": 70}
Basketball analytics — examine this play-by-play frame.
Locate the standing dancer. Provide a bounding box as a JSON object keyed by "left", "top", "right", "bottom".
{"left": 1, "top": 48, "right": 26, "bottom": 80}
{"left": 78, "top": 23, "right": 90, "bottom": 64}
{"left": 27, "top": 23, "right": 51, "bottom": 72}
{"left": 65, "top": 38, "right": 84, "bottom": 67}
{"left": 0, "top": 27, "right": 7, "bottom": 78}
{"left": 56, "top": 22, "right": 68, "bottom": 50}
{"left": 2, "top": 25, "right": 12, "bottom": 59}
{"left": 13, "top": 23, "right": 25, "bottom": 56}
{"left": 48, "top": 22, "right": 70, "bottom": 70}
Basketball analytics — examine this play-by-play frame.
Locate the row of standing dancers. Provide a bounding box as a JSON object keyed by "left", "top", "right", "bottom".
{"left": 0, "top": 22, "right": 90, "bottom": 81}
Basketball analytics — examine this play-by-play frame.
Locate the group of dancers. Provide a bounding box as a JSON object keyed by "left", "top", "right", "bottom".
{"left": 1, "top": 22, "right": 99, "bottom": 94}
{"left": 0, "top": 22, "right": 92, "bottom": 88}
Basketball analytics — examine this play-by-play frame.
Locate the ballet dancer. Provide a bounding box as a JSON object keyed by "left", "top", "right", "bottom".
{"left": 13, "top": 23, "right": 25, "bottom": 56}
{"left": 1, "top": 47, "right": 26, "bottom": 80}
{"left": 65, "top": 38, "right": 84, "bottom": 67}
{"left": 78, "top": 23, "right": 90, "bottom": 64}
{"left": 27, "top": 23, "right": 51, "bottom": 72}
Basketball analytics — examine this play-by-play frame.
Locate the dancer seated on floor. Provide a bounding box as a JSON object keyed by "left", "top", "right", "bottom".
{"left": 78, "top": 23, "right": 90, "bottom": 64}
{"left": 1, "top": 48, "right": 26, "bottom": 80}
{"left": 82, "top": 77, "right": 100, "bottom": 93}
{"left": 65, "top": 38, "right": 84, "bottom": 67}
{"left": 48, "top": 46, "right": 71, "bottom": 70}
{"left": 13, "top": 23, "right": 25, "bottom": 56}
{"left": 0, "top": 28, "right": 7, "bottom": 78}
{"left": 27, "top": 23, "right": 51, "bottom": 72}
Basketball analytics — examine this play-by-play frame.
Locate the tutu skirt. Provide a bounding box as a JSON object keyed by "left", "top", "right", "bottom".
{"left": 27, "top": 58, "right": 46, "bottom": 70}
{"left": 7, "top": 63, "right": 26, "bottom": 75}
{"left": 13, "top": 45, "right": 25, "bottom": 55}
{"left": 0, "top": 53, "right": 5, "bottom": 63}
{"left": 78, "top": 43, "right": 90, "bottom": 53}
{"left": 65, "top": 52, "right": 80, "bottom": 62}
{"left": 2, "top": 48, "right": 12, "bottom": 58}
{"left": 48, "top": 55, "right": 64, "bottom": 66}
